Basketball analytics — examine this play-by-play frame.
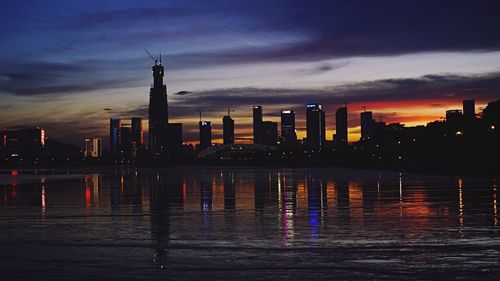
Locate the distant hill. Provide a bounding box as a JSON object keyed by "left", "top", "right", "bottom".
{"left": 46, "top": 138, "right": 81, "bottom": 158}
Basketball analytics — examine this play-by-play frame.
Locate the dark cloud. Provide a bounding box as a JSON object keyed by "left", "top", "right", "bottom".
{"left": 64, "top": 6, "right": 200, "bottom": 29}
{"left": 0, "top": 59, "right": 145, "bottom": 96}
{"left": 175, "top": 91, "right": 193, "bottom": 96}
{"left": 23, "top": 1, "right": 500, "bottom": 66}
{"left": 114, "top": 105, "right": 148, "bottom": 118}
{"left": 296, "top": 61, "right": 350, "bottom": 76}
{"left": 175, "top": 73, "right": 500, "bottom": 110}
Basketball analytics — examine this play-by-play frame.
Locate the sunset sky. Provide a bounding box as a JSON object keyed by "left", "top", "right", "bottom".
{"left": 1, "top": 0, "right": 499, "bottom": 145}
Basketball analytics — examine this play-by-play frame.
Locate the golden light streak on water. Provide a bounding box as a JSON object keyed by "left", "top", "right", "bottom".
{"left": 493, "top": 179, "right": 497, "bottom": 226}
{"left": 458, "top": 178, "right": 464, "bottom": 237}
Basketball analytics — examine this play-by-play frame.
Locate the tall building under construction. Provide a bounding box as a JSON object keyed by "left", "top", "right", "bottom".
{"left": 148, "top": 56, "right": 169, "bottom": 157}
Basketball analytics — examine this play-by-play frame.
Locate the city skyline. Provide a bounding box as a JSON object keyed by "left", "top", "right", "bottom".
{"left": 2, "top": 2, "right": 500, "bottom": 280}
{"left": 1, "top": 1, "right": 500, "bottom": 145}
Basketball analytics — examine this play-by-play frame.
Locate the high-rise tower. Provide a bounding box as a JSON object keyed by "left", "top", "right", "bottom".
{"left": 253, "top": 106, "right": 263, "bottom": 144}
{"left": 223, "top": 115, "right": 235, "bottom": 144}
{"left": 281, "top": 110, "right": 297, "bottom": 144}
{"left": 148, "top": 56, "right": 168, "bottom": 157}
{"left": 131, "top": 117, "right": 143, "bottom": 146}
{"left": 463, "top": 99, "right": 475, "bottom": 120}
{"left": 199, "top": 121, "right": 212, "bottom": 150}
{"left": 360, "top": 111, "right": 374, "bottom": 141}
{"left": 109, "top": 118, "right": 121, "bottom": 157}
{"left": 306, "top": 103, "right": 325, "bottom": 149}
{"left": 335, "top": 106, "right": 348, "bottom": 144}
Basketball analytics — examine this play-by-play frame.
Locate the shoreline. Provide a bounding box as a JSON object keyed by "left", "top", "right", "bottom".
{"left": 0, "top": 162, "right": 497, "bottom": 179}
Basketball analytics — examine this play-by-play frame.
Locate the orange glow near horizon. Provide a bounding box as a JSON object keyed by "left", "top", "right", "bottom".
{"left": 175, "top": 98, "right": 484, "bottom": 144}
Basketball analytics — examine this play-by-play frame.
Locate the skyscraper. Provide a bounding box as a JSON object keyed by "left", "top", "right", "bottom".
{"left": 360, "top": 111, "right": 374, "bottom": 141}
{"left": 1, "top": 127, "right": 46, "bottom": 161}
{"left": 148, "top": 59, "right": 168, "bottom": 156}
{"left": 253, "top": 106, "right": 263, "bottom": 144}
{"left": 84, "top": 138, "right": 102, "bottom": 158}
{"left": 261, "top": 121, "right": 278, "bottom": 146}
{"left": 446, "top": 109, "right": 463, "bottom": 123}
{"left": 223, "top": 115, "right": 235, "bottom": 144}
{"left": 463, "top": 99, "right": 475, "bottom": 119}
{"left": 131, "top": 117, "right": 143, "bottom": 146}
{"left": 92, "top": 138, "right": 102, "bottom": 158}
{"left": 109, "top": 118, "right": 121, "bottom": 157}
{"left": 120, "top": 125, "right": 132, "bottom": 158}
{"left": 445, "top": 109, "right": 463, "bottom": 133}
{"left": 306, "top": 104, "right": 325, "bottom": 149}
{"left": 167, "top": 123, "right": 183, "bottom": 151}
{"left": 335, "top": 106, "right": 348, "bottom": 144}
{"left": 199, "top": 121, "right": 212, "bottom": 150}
{"left": 84, "top": 138, "right": 92, "bottom": 158}
{"left": 281, "top": 110, "right": 296, "bottom": 144}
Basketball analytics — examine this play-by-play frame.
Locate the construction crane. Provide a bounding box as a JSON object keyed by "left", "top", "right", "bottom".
{"left": 194, "top": 109, "right": 218, "bottom": 122}
{"left": 324, "top": 102, "right": 350, "bottom": 117}
{"left": 145, "top": 49, "right": 162, "bottom": 65}
{"left": 226, "top": 108, "right": 235, "bottom": 117}
{"left": 195, "top": 108, "right": 237, "bottom": 121}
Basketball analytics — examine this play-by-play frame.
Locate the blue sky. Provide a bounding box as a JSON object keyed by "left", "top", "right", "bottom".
{"left": 1, "top": 0, "right": 500, "bottom": 144}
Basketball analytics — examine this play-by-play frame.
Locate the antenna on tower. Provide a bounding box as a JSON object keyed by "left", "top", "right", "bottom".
{"left": 159, "top": 53, "right": 162, "bottom": 64}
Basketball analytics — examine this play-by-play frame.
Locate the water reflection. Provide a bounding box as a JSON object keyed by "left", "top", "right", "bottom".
{"left": 280, "top": 172, "right": 296, "bottom": 247}
{"left": 41, "top": 177, "right": 46, "bottom": 218}
{"left": 459, "top": 177, "right": 464, "bottom": 234}
{"left": 223, "top": 172, "right": 235, "bottom": 211}
{"left": 1, "top": 167, "right": 499, "bottom": 274}
{"left": 493, "top": 179, "right": 498, "bottom": 227}
{"left": 149, "top": 174, "right": 170, "bottom": 269}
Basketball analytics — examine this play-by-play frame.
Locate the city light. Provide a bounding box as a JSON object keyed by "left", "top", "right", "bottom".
{"left": 40, "top": 129, "right": 45, "bottom": 146}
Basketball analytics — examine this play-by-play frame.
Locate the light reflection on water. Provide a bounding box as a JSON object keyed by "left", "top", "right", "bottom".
{"left": 0, "top": 167, "right": 499, "bottom": 280}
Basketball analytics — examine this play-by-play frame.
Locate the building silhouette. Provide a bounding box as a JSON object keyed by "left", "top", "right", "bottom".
{"left": 84, "top": 138, "right": 92, "bottom": 158}
{"left": 360, "top": 111, "right": 374, "bottom": 141}
{"left": 199, "top": 121, "right": 212, "bottom": 150}
{"left": 131, "top": 117, "right": 143, "bottom": 159}
{"left": 131, "top": 117, "right": 143, "bottom": 146}
{"left": 166, "top": 123, "right": 183, "bottom": 151}
{"left": 281, "top": 110, "right": 297, "bottom": 145}
{"left": 223, "top": 115, "right": 235, "bottom": 144}
{"left": 261, "top": 121, "right": 278, "bottom": 146}
{"left": 463, "top": 99, "right": 475, "bottom": 120}
{"left": 446, "top": 109, "right": 462, "bottom": 123}
{"left": 253, "top": 106, "right": 263, "bottom": 144}
{"left": 85, "top": 138, "right": 102, "bottom": 158}
{"left": 109, "top": 117, "right": 147, "bottom": 160}
{"left": 148, "top": 59, "right": 169, "bottom": 156}
{"left": 109, "top": 118, "right": 121, "bottom": 157}
{"left": 445, "top": 109, "right": 463, "bottom": 134}
{"left": 0, "top": 127, "right": 46, "bottom": 162}
{"left": 335, "top": 106, "right": 348, "bottom": 144}
{"left": 120, "top": 125, "right": 132, "bottom": 158}
{"left": 92, "top": 138, "right": 102, "bottom": 158}
{"left": 306, "top": 103, "right": 325, "bottom": 149}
